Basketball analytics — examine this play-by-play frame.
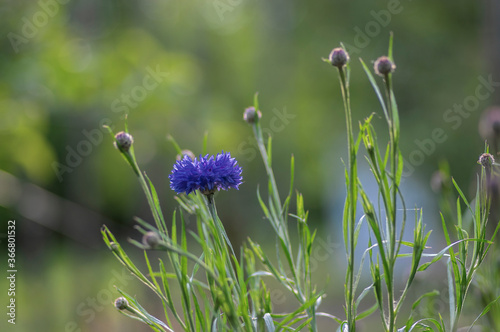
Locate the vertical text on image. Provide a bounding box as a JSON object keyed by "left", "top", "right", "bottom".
{"left": 6, "top": 220, "right": 17, "bottom": 325}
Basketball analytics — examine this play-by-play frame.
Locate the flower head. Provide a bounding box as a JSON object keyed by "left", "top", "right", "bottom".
{"left": 114, "top": 131, "right": 134, "bottom": 153}
{"left": 142, "top": 231, "right": 161, "bottom": 248}
{"left": 479, "top": 153, "right": 494, "bottom": 169}
{"left": 374, "top": 56, "right": 396, "bottom": 77}
{"left": 114, "top": 297, "right": 128, "bottom": 310}
{"left": 243, "top": 106, "right": 262, "bottom": 124}
{"left": 169, "top": 151, "right": 243, "bottom": 195}
{"left": 329, "top": 47, "right": 349, "bottom": 68}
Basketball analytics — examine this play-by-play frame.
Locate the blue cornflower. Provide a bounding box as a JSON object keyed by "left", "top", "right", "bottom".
{"left": 169, "top": 151, "right": 243, "bottom": 195}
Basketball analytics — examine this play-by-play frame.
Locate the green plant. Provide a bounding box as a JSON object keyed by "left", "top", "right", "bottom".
{"left": 100, "top": 36, "right": 500, "bottom": 331}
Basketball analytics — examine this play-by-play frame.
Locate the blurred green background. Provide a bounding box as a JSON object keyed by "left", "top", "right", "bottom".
{"left": 1, "top": 0, "right": 499, "bottom": 331}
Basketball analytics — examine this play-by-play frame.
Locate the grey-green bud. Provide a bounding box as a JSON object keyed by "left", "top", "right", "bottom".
{"left": 374, "top": 56, "right": 396, "bottom": 77}
{"left": 109, "top": 242, "right": 119, "bottom": 252}
{"left": 479, "top": 153, "right": 494, "bottom": 168}
{"left": 114, "top": 297, "right": 128, "bottom": 310}
{"left": 176, "top": 149, "right": 195, "bottom": 161}
{"left": 142, "top": 231, "right": 161, "bottom": 248}
{"left": 329, "top": 47, "right": 349, "bottom": 68}
{"left": 243, "top": 107, "right": 262, "bottom": 124}
{"left": 114, "top": 131, "right": 134, "bottom": 153}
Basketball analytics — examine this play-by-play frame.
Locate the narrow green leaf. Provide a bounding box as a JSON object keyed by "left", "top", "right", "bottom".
{"left": 452, "top": 177, "right": 474, "bottom": 217}
{"left": 356, "top": 303, "right": 378, "bottom": 320}
{"left": 145, "top": 173, "right": 167, "bottom": 235}
{"left": 388, "top": 32, "right": 394, "bottom": 61}
{"left": 167, "top": 135, "right": 183, "bottom": 155}
{"left": 447, "top": 259, "right": 456, "bottom": 327}
{"left": 203, "top": 131, "right": 208, "bottom": 155}
{"left": 257, "top": 185, "right": 271, "bottom": 219}
{"left": 466, "top": 294, "right": 500, "bottom": 332}
{"left": 293, "top": 317, "right": 313, "bottom": 331}
{"left": 359, "top": 58, "right": 389, "bottom": 121}
{"left": 253, "top": 92, "right": 260, "bottom": 116}
{"left": 267, "top": 135, "right": 273, "bottom": 168}
{"left": 263, "top": 313, "right": 276, "bottom": 332}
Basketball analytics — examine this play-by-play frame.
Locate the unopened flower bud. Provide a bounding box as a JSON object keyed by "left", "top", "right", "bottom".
{"left": 366, "top": 141, "right": 373, "bottom": 153}
{"left": 109, "top": 242, "right": 119, "bottom": 252}
{"left": 329, "top": 47, "right": 349, "bottom": 68}
{"left": 114, "top": 297, "right": 128, "bottom": 310}
{"left": 374, "top": 56, "right": 396, "bottom": 77}
{"left": 142, "top": 231, "right": 161, "bottom": 248}
{"left": 243, "top": 107, "right": 262, "bottom": 124}
{"left": 114, "top": 131, "right": 134, "bottom": 153}
{"left": 176, "top": 149, "right": 195, "bottom": 161}
{"left": 479, "top": 153, "right": 494, "bottom": 168}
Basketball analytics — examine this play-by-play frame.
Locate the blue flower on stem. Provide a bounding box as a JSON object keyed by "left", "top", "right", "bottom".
{"left": 169, "top": 151, "right": 243, "bottom": 195}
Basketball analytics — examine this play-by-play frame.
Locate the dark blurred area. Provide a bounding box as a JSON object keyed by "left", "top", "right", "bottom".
{"left": 1, "top": 0, "right": 499, "bottom": 331}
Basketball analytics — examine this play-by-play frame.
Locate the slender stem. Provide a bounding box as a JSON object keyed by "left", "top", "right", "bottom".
{"left": 252, "top": 122, "right": 292, "bottom": 250}
{"left": 383, "top": 74, "right": 398, "bottom": 332}
{"left": 252, "top": 108, "right": 317, "bottom": 330}
{"left": 205, "top": 193, "right": 236, "bottom": 266}
{"left": 125, "top": 152, "right": 168, "bottom": 237}
{"left": 451, "top": 306, "right": 462, "bottom": 332}
{"left": 204, "top": 193, "right": 244, "bottom": 331}
{"left": 386, "top": 76, "right": 397, "bottom": 261}
{"left": 338, "top": 66, "right": 357, "bottom": 332}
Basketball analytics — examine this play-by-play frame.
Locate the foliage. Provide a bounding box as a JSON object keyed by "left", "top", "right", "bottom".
{"left": 101, "top": 37, "right": 500, "bottom": 331}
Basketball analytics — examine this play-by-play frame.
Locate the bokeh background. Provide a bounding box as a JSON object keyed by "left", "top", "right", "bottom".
{"left": 1, "top": 0, "right": 500, "bottom": 331}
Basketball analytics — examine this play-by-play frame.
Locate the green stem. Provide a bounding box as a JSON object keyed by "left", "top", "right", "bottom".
{"left": 205, "top": 193, "right": 237, "bottom": 268}
{"left": 204, "top": 193, "right": 244, "bottom": 331}
{"left": 252, "top": 109, "right": 317, "bottom": 329}
{"left": 124, "top": 151, "right": 168, "bottom": 237}
{"left": 386, "top": 75, "right": 397, "bottom": 261}
{"left": 338, "top": 66, "right": 357, "bottom": 332}
{"left": 252, "top": 122, "right": 292, "bottom": 252}
{"left": 382, "top": 73, "right": 398, "bottom": 332}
